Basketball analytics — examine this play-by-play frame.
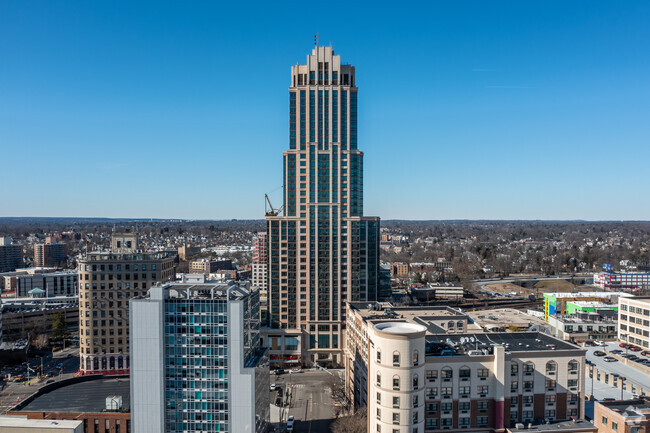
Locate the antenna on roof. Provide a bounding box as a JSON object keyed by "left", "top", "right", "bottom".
{"left": 314, "top": 32, "right": 319, "bottom": 47}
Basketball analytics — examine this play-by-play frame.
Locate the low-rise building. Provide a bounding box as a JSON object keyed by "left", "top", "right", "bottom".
{"left": 543, "top": 292, "right": 629, "bottom": 321}
{"left": 594, "top": 398, "right": 650, "bottom": 433}
{"left": 6, "top": 270, "right": 78, "bottom": 298}
{"left": 189, "top": 258, "right": 233, "bottom": 275}
{"left": 596, "top": 268, "right": 650, "bottom": 291}
{"left": 391, "top": 262, "right": 410, "bottom": 277}
{"left": 8, "top": 376, "right": 130, "bottom": 432}
{"left": 0, "top": 415, "right": 82, "bottom": 433}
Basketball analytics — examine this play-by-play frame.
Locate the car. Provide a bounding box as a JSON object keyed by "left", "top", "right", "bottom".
{"left": 286, "top": 416, "right": 294, "bottom": 432}
{"left": 274, "top": 369, "right": 285, "bottom": 375}
{"left": 641, "top": 351, "right": 650, "bottom": 357}
{"left": 631, "top": 346, "right": 642, "bottom": 352}
{"left": 593, "top": 351, "right": 606, "bottom": 357}
{"left": 55, "top": 363, "right": 63, "bottom": 369}
{"left": 619, "top": 343, "right": 627, "bottom": 348}
{"left": 45, "top": 379, "right": 54, "bottom": 384}
{"left": 270, "top": 384, "right": 277, "bottom": 392}
{"left": 594, "top": 341, "right": 605, "bottom": 346}
{"left": 604, "top": 356, "right": 618, "bottom": 362}
{"left": 611, "top": 349, "right": 623, "bottom": 355}
{"left": 289, "top": 369, "right": 302, "bottom": 374}
{"left": 584, "top": 341, "right": 595, "bottom": 347}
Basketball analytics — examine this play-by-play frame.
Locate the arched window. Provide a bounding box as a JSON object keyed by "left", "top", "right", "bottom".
{"left": 459, "top": 366, "right": 471, "bottom": 378}
{"left": 442, "top": 367, "right": 453, "bottom": 379}
{"left": 413, "top": 350, "right": 419, "bottom": 366}
{"left": 413, "top": 374, "right": 419, "bottom": 390}
{"left": 393, "top": 375, "right": 400, "bottom": 390}
{"left": 376, "top": 348, "right": 381, "bottom": 363}
{"left": 393, "top": 351, "right": 400, "bottom": 367}
{"left": 457, "top": 321, "right": 464, "bottom": 329}
{"left": 448, "top": 321, "right": 455, "bottom": 329}
{"left": 511, "top": 362, "right": 518, "bottom": 376}
{"left": 524, "top": 362, "right": 535, "bottom": 375}
{"left": 376, "top": 372, "right": 381, "bottom": 387}
{"left": 568, "top": 360, "right": 578, "bottom": 373}
{"left": 546, "top": 361, "right": 557, "bottom": 375}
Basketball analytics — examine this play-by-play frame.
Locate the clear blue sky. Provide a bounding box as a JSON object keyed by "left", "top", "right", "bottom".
{"left": 1, "top": 1, "right": 649, "bottom": 220}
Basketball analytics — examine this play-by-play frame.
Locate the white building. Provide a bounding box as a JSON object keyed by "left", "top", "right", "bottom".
{"left": 130, "top": 282, "right": 269, "bottom": 433}
{"left": 618, "top": 296, "right": 650, "bottom": 349}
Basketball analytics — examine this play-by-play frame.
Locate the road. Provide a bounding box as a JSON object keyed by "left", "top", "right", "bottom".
{"left": 271, "top": 369, "right": 337, "bottom": 433}
{"left": 0, "top": 348, "right": 80, "bottom": 414}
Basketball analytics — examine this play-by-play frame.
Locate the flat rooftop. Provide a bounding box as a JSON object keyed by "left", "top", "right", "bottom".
{"left": 544, "top": 292, "right": 631, "bottom": 299}
{"left": 425, "top": 332, "right": 581, "bottom": 356}
{"left": 598, "top": 398, "right": 650, "bottom": 416}
{"left": 507, "top": 419, "right": 596, "bottom": 432}
{"left": 0, "top": 415, "right": 82, "bottom": 430}
{"left": 621, "top": 296, "right": 650, "bottom": 305}
{"left": 19, "top": 378, "right": 130, "bottom": 413}
{"left": 468, "top": 308, "right": 547, "bottom": 329}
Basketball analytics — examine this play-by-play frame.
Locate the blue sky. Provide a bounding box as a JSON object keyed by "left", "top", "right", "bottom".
{"left": 1, "top": 1, "right": 649, "bottom": 220}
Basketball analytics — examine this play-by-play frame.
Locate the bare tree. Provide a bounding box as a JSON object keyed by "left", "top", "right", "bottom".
{"left": 330, "top": 408, "right": 367, "bottom": 433}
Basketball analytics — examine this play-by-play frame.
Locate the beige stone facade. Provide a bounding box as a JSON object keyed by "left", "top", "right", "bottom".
{"left": 619, "top": 296, "right": 650, "bottom": 349}
{"left": 77, "top": 235, "right": 175, "bottom": 374}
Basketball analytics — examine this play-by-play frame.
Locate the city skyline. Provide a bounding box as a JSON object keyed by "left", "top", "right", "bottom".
{"left": 1, "top": 1, "right": 650, "bottom": 220}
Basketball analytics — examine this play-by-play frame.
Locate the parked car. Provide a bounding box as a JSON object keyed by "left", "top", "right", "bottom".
{"left": 641, "top": 351, "right": 650, "bottom": 357}
{"left": 611, "top": 349, "right": 623, "bottom": 355}
{"left": 593, "top": 351, "right": 606, "bottom": 357}
{"left": 604, "top": 356, "right": 618, "bottom": 362}
{"left": 286, "top": 415, "right": 294, "bottom": 432}
{"left": 274, "top": 369, "right": 285, "bottom": 375}
{"left": 631, "top": 346, "right": 642, "bottom": 352}
{"left": 289, "top": 369, "right": 302, "bottom": 374}
{"left": 594, "top": 341, "right": 605, "bottom": 346}
{"left": 270, "top": 384, "right": 277, "bottom": 392}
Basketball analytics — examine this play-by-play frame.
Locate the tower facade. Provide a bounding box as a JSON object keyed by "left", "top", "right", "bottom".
{"left": 266, "top": 46, "right": 380, "bottom": 366}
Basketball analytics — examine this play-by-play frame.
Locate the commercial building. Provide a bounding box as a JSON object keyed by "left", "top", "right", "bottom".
{"left": 34, "top": 238, "right": 66, "bottom": 268}
{"left": 543, "top": 292, "right": 629, "bottom": 321}
{"left": 266, "top": 45, "right": 380, "bottom": 367}
{"left": 9, "top": 376, "right": 130, "bottom": 433}
{"left": 594, "top": 398, "right": 650, "bottom": 433}
{"left": 565, "top": 300, "right": 619, "bottom": 315}
{"left": 618, "top": 296, "right": 650, "bottom": 349}
{"left": 77, "top": 233, "right": 175, "bottom": 375}
{"left": 252, "top": 233, "right": 269, "bottom": 322}
{"left": 189, "top": 258, "right": 233, "bottom": 275}
{"left": 596, "top": 268, "right": 650, "bottom": 291}
{"left": 344, "top": 303, "right": 587, "bottom": 432}
{"left": 0, "top": 415, "right": 82, "bottom": 433}
{"left": 130, "top": 281, "right": 268, "bottom": 433}
{"left": 0, "top": 237, "right": 23, "bottom": 272}
{"left": 546, "top": 314, "right": 618, "bottom": 342}
{"left": 5, "top": 270, "right": 78, "bottom": 298}
{"left": 177, "top": 244, "right": 201, "bottom": 261}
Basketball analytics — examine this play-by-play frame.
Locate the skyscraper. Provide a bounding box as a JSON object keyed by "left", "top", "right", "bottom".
{"left": 266, "top": 45, "right": 380, "bottom": 366}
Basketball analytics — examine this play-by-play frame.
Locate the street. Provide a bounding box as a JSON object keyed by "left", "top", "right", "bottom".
{"left": 271, "top": 369, "right": 339, "bottom": 433}
{"left": 0, "top": 348, "right": 79, "bottom": 414}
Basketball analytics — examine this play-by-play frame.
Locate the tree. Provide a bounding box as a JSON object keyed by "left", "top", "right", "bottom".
{"left": 51, "top": 312, "right": 68, "bottom": 341}
{"left": 330, "top": 408, "right": 367, "bottom": 433}
{"left": 32, "top": 334, "right": 50, "bottom": 349}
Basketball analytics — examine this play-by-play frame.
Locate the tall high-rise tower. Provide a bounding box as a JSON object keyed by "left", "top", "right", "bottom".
{"left": 266, "top": 45, "right": 380, "bottom": 366}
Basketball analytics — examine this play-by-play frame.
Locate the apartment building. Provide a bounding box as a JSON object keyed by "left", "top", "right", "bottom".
{"left": 34, "top": 238, "right": 66, "bottom": 267}
{"left": 77, "top": 233, "right": 175, "bottom": 374}
{"left": 130, "top": 282, "right": 268, "bottom": 433}
{"left": 618, "top": 296, "right": 650, "bottom": 349}
{"left": 266, "top": 45, "right": 380, "bottom": 367}
{"left": 345, "top": 303, "right": 479, "bottom": 410}
{"left": 0, "top": 237, "right": 23, "bottom": 272}
{"left": 345, "top": 303, "right": 586, "bottom": 432}
{"left": 594, "top": 398, "right": 650, "bottom": 433}
{"left": 391, "top": 262, "right": 410, "bottom": 277}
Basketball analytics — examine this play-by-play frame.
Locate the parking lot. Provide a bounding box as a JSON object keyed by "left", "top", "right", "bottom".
{"left": 585, "top": 341, "right": 650, "bottom": 398}
{"left": 270, "top": 369, "right": 339, "bottom": 433}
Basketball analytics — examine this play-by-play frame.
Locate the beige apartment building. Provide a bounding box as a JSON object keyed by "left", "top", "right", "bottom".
{"left": 619, "top": 296, "right": 650, "bottom": 349}
{"left": 188, "top": 258, "right": 233, "bottom": 275}
{"left": 77, "top": 233, "right": 175, "bottom": 374}
{"left": 344, "top": 302, "right": 587, "bottom": 433}
{"left": 34, "top": 238, "right": 66, "bottom": 267}
{"left": 391, "top": 262, "right": 410, "bottom": 277}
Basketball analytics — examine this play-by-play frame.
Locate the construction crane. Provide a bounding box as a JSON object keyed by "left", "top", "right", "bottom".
{"left": 264, "top": 194, "right": 284, "bottom": 217}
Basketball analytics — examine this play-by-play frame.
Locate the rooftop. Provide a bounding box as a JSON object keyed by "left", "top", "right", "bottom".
{"left": 140, "top": 281, "right": 252, "bottom": 301}
{"left": 506, "top": 419, "right": 596, "bottom": 432}
{"left": 598, "top": 398, "right": 650, "bottom": 417}
{"left": 544, "top": 291, "right": 631, "bottom": 299}
{"left": 18, "top": 378, "right": 130, "bottom": 413}
{"left": 0, "top": 415, "right": 82, "bottom": 430}
{"left": 375, "top": 322, "right": 426, "bottom": 335}
{"left": 621, "top": 296, "right": 650, "bottom": 305}
{"left": 568, "top": 301, "right": 617, "bottom": 308}
{"left": 468, "top": 308, "right": 547, "bottom": 330}
{"left": 425, "top": 332, "right": 581, "bottom": 356}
